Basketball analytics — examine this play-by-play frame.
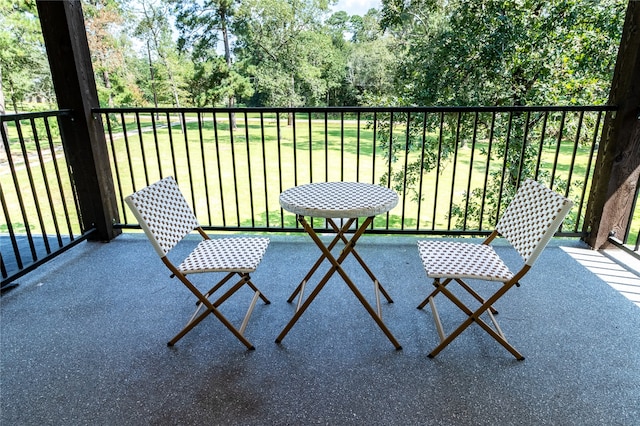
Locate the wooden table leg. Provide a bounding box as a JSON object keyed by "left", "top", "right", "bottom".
{"left": 276, "top": 215, "right": 401, "bottom": 350}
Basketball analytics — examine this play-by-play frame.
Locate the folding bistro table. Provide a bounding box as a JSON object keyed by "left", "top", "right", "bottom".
{"left": 276, "top": 181, "right": 402, "bottom": 349}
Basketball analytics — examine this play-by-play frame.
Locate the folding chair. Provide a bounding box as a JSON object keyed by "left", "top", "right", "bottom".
{"left": 416, "top": 179, "right": 573, "bottom": 360}
{"left": 125, "top": 176, "right": 270, "bottom": 350}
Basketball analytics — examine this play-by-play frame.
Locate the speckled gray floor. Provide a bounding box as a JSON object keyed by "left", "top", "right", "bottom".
{"left": 1, "top": 234, "right": 639, "bottom": 425}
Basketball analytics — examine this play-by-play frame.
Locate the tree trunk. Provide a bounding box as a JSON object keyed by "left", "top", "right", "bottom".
{"left": 154, "top": 40, "right": 184, "bottom": 132}
{"left": 288, "top": 73, "right": 295, "bottom": 126}
{"left": 221, "top": 12, "right": 236, "bottom": 130}
{"left": 8, "top": 79, "right": 18, "bottom": 113}
{"left": 0, "top": 62, "right": 8, "bottom": 156}
{"left": 102, "top": 69, "right": 113, "bottom": 108}
{"left": 0, "top": 62, "right": 5, "bottom": 114}
{"left": 146, "top": 40, "right": 159, "bottom": 118}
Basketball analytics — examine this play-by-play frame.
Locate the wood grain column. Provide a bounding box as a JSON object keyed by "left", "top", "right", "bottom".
{"left": 36, "top": 0, "right": 120, "bottom": 241}
{"left": 584, "top": 2, "right": 640, "bottom": 249}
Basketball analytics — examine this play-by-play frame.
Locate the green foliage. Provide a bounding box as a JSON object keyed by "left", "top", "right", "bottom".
{"left": 171, "top": 0, "right": 253, "bottom": 108}
{"left": 0, "top": 0, "right": 54, "bottom": 111}
{"left": 234, "top": 0, "right": 351, "bottom": 107}
{"left": 378, "top": 0, "right": 624, "bottom": 229}
{"left": 383, "top": 0, "right": 625, "bottom": 107}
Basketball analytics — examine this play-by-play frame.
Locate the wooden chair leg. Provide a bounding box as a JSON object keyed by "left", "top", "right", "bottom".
{"left": 169, "top": 273, "right": 260, "bottom": 350}
{"left": 423, "top": 280, "right": 525, "bottom": 360}
{"left": 417, "top": 278, "right": 452, "bottom": 309}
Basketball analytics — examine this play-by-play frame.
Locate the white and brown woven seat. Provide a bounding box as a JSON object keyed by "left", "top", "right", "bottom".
{"left": 125, "top": 176, "right": 270, "bottom": 350}
{"left": 416, "top": 179, "right": 573, "bottom": 360}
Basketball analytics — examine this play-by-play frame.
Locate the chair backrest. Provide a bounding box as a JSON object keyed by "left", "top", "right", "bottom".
{"left": 496, "top": 179, "right": 573, "bottom": 266}
{"left": 124, "top": 176, "right": 200, "bottom": 258}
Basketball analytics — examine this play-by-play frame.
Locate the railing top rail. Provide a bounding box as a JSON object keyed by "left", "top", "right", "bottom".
{"left": 93, "top": 105, "right": 617, "bottom": 114}
{"left": 1, "top": 109, "right": 73, "bottom": 122}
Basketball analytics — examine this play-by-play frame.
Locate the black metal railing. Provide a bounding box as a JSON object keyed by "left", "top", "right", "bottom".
{"left": 4, "top": 105, "right": 630, "bottom": 288}
{"left": 1, "top": 110, "right": 94, "bottom": 288}
{"left": 95, "top": 106, "right": 615, "bottom": 238}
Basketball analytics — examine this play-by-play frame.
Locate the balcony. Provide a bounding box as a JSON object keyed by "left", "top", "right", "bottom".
{"left": 2, "top": 2, "right": 640, "bottom": 424}
{"left": 2, "top": 231, "right": 639, "bottom": 424}
{"left": 2, "top": 106, "right": 640, "bottom": 424}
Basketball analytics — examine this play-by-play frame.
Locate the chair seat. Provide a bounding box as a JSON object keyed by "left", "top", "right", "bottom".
{"left": 417, "top": 240, "right": 514, "bottom": 282}
{"left": 179, "top": 237, "right": 270, "bottom": 274}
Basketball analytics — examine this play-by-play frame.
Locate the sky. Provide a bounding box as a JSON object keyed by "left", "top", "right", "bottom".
{"left": 331, "top": 0, "right": 381, "bottom": 16}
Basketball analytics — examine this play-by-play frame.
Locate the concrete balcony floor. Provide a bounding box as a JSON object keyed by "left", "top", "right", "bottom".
{"left": 1, "top": 233, "right": 639, "bottom": 425}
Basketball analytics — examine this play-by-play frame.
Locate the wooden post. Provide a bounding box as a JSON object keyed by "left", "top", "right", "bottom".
{"left": 584, "top": 2, "right": 640, "bottom": 249}
{"left": 36, "top": 0, "right": 120, "bottom": 241}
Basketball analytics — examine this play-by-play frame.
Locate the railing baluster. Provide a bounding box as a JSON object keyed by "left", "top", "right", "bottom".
{"left": 180, "top": 111, "right": 196, "bottom": 213}
{"left": 166, "top": 112, "right": 178, "bottom": 185}
{"left": 276, "top": 112, "right": 285, "bottom": 228}
{"left": 104, "top": 113, "right": 126, "bottom": 222}
{"left": 463, "top": 111, "right": 480, "bottom": 231}
{"left": 150, "top": 112, "right": 162, "bottom": 179}
{"left": 226, "top": 111, "right": 240, "bottom": 227}
{"left": 308, "top": 112, "right": 313, "bottom": 184}
{"left": 534, "top": 111, "right": 549, "bottom": 182}
{"left": 448, "top": 112, "right": 462, "bottom": 231}
{"left": 566, "top": 111, "right": 584, "bottom": 201}
{"left": 479, "top": 112, "right": 496, "bottom": 230}
{"left": 579, "top": 111, "right": 603, "bottom": 234}
{"left": 496, "top": 111, "right": 514, "bottom": 223}
{"left": 260, "top": 112, "right": 269, "bottom": 228}
{"left": 44, "top": 116, "right": 74, "bottom": 241}
{"left": 244, "top": 111, "right": 255, "bottom": 227}
{"left": 386, "top": 111, "right": 395, "bottom": 229}
{"left": 197, "top": 112, "right": 211, "bottom": 225}
{"left": 356, "top": 111, "right": 361, "bottom": 182}
{"left": 515, "top": 110, "right": 531, "bottom": 188}
{"left": 135, "top": 111, "right": 149, "bottom": 186}
{"left": 417, "top": 112, "right": 427, "bottom": 231}
{"left": 324, "top": 111, "right": 329, "bottom": 182}
{"left": 340, "top": 111, "right": 345, "bottom": 182}
{"left": 121, "top": 111, "right": 137, "bottom": 195}
{"left": 433, "top": 111, "right": 444, "bottom": 231}
{"left": 14, "top": 120, "right": 38, "bottom": 262}
{"left": 2, "top": 123, "right": 27, "bottom": 271}
{"left": 401, "top": 112, "right": 411, "bottom": 230}
{"left": 371, "top": 111, "right": 377, "bottom": 186}
{"left": 30, "top": 117, "right": 55, "bottom": 252}
{"left": 550, "top": 110, "right": 567, "bottom": 191}
{"left": 1, "top": 179, "right": 22, "bottom": 271}
{"left": 212, "top": 112, "right": 226, "bottom": 227}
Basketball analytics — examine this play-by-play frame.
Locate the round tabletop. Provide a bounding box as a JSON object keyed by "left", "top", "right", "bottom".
{"left": 279, "top": 181, "right": 398, "bottom": 218}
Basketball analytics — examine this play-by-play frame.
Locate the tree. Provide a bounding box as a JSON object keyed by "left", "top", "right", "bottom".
{"left": 133, "top": 0, "right": 189, "bottom": 109}
{"left": 171, "top": 0, "right": 254, "bottom": 128}
{"left": 347, "top": 37, "right": 395, "bottom": 101}
{"left": 234, "top": 0, "right": 335, "bottom": 114}
{"left": 324, "top": 8, "right": 396, "bottom": 105}
{"left": 379, "top": 0, "right": 626, "bottom": 228}
{"left": 0, "top": 0, "right": 53, "bottom": 112}
{"left": 83, "top": 0, "right": 129, "bottom": 107}
{"left": 386, "top": 0, "right": 624, "bottom": 108}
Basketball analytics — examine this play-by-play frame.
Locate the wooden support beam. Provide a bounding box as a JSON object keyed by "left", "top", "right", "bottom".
{"left": 36, "top": 0, "right": 120, "bottom": 241}
{"left": 584, "top": 2, "right": 640, "bottom": 249}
